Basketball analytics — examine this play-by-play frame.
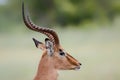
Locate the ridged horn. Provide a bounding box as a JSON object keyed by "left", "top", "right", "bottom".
{"left": 22, "top": 2, "right": 60, "bottom": 46}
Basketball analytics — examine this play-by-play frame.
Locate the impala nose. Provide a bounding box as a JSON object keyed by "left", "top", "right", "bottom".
{"left": 79, "top": 63, "right": 82, "bottom": 66}
{"left": 75, "top": 63, "right": 81, "bottom": 70}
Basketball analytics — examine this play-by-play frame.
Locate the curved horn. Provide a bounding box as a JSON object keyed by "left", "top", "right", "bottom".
{"left": 22, "top": 2, "right": 60, "bottom": 46}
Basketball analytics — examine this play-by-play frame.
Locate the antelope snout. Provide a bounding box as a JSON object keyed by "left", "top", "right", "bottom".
{"left": 79, "top": 62, "right": 82, "bottom": 66}
{"left": 75, "top": 62, "right": 82, "bottom": 70}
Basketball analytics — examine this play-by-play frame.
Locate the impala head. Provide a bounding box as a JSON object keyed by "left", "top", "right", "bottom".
{"left": 22, "top": 2, "right": 81, "bottom": 70}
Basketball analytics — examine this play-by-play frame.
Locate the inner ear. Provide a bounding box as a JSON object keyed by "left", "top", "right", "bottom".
{"left": 32, "top": 38, "right": 45, "bottom": 50}
{"left": 45, "top": 38, "right": 54, "bottom": 56}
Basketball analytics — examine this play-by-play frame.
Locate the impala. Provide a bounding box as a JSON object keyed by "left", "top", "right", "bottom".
{"left": 22, "top": 2, "right": 81, "bottom": 80}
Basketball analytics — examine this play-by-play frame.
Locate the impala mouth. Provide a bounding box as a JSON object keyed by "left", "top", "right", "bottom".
{"left": 74, "top": 66, "right": 80, "bottom": 70}
{"left": 74, "top": 62, "right": 82, "bottom": 70}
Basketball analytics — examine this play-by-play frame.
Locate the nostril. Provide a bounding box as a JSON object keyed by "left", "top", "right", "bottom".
{"left": 79, "top": 63, "right": 82, "bottom": 66}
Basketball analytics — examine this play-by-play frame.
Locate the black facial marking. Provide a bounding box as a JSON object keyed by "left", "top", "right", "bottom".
{"left": 59, "top": 49, "right": 65, "bottom": 56}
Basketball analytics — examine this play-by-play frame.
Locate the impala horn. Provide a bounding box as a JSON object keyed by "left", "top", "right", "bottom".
{"left": 22, "top": 2, "right": 60, "bottom": 47}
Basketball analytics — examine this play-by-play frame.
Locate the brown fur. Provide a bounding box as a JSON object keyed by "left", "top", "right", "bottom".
{"left": 34, "top": 46, "right": 81, "bottom": 80}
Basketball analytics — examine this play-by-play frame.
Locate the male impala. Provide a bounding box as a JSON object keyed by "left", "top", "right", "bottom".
{"left": 22, "top": 2, "right": 81, "bottom": 80}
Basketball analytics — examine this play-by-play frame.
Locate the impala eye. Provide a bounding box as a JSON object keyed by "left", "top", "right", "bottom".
{"left": 60, "top": 52, "right": 65, "bottom": 56}
{"left": 59, "top": 49, "right": 65, "bottom": 56}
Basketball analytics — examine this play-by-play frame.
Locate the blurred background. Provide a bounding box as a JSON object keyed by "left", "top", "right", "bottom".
{"left": 0, "top": 0, "right": 120, "bottom": 80}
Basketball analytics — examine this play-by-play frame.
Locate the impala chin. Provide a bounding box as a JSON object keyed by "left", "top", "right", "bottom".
{"left": 74, "top": 66, "right": 80, "bottom": 70}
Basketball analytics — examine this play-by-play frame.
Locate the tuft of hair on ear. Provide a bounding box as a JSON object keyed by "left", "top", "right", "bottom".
{"left": 32, "top": 38, "right": 42, "bottom": 48}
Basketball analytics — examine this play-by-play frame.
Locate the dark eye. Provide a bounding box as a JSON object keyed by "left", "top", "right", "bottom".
{"left": 59, "top": 49, "right": 65, "bottom": 56}
{"left": 59, "top": 52, "right": 65, "bottom": 56}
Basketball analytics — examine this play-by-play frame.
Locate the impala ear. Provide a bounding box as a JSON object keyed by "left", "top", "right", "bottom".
{"left": 45, "top": 38, "right": 54, "bottom": 56}
{"left": 32, "top": 38, "right": 45, "bottom": 50}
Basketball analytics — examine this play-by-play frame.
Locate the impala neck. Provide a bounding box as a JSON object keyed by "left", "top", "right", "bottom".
{"left": 34, "top": 53, "right": 58, "bottom": 80}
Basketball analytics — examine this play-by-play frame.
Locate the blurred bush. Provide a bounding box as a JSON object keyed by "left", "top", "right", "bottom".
{"left": 0, "top": 0, "right": 120, "bottom": 30}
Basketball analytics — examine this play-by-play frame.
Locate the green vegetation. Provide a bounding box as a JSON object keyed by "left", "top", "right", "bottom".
{"left": 0, "top": 0, "right": 120, "bottom": 31}
{"left": 0, "top": 0, "right": 120, "bottom": 80}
